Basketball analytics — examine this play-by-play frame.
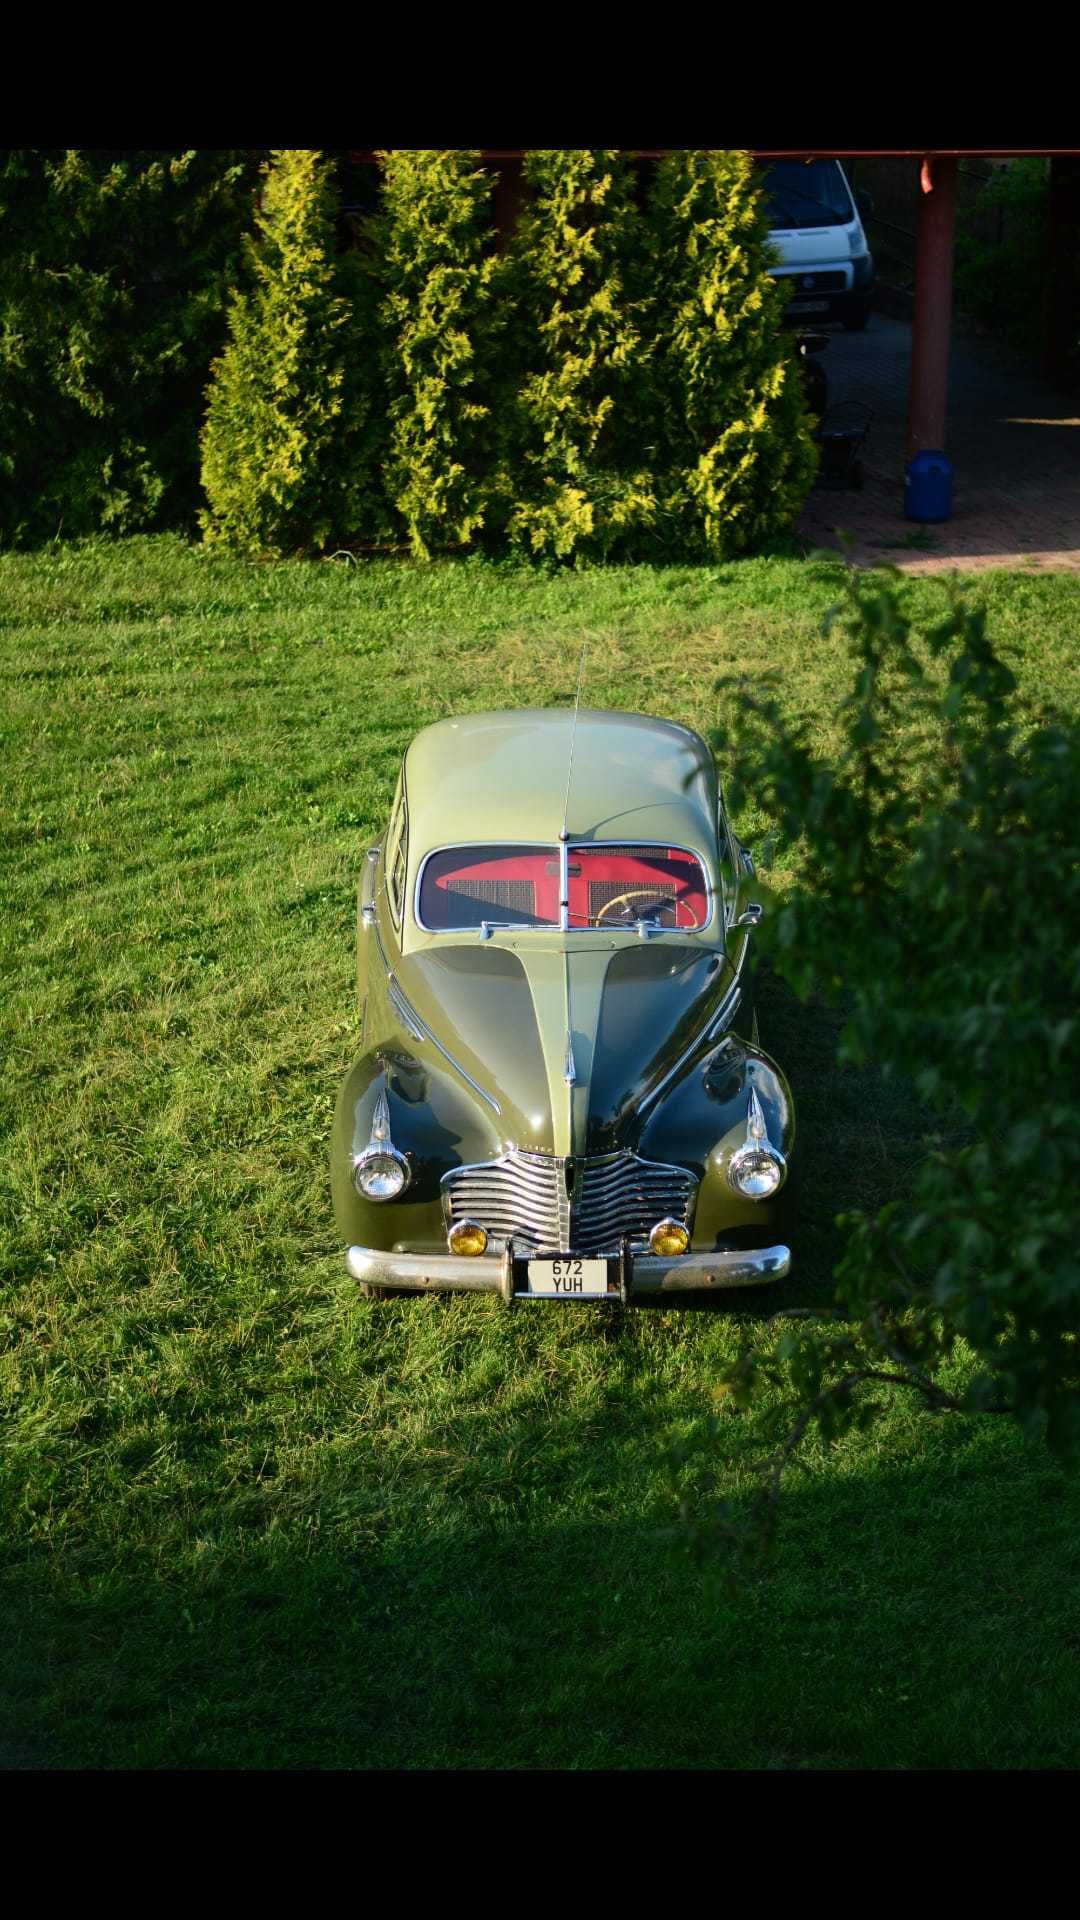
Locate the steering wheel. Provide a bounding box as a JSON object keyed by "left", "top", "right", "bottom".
{"left": 596, "top": 889, "right": 699, "bottom": 929}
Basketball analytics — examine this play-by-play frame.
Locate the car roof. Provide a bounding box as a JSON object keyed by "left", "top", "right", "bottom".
{"left": 403, "top": 708, "right": 720, "bottom": 869}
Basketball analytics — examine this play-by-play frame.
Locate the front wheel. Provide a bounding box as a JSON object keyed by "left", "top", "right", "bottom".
{"left": 842, "top": 298, "right": 871, "bottom": 333}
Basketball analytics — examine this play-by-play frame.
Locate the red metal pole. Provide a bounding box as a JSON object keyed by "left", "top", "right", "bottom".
{"left": 905, "top": 155, "right": 959, "bottom": 461}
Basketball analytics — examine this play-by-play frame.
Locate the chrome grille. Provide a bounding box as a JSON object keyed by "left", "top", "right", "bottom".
{"left": 442, "top": 1148, "right": 696, "bottom": 1253}
{"left": 573, "top": 1153, "right": 696, "bottom": 1253}
{"left": 442, "top": 1149, "right": 567, "bottom": 1248}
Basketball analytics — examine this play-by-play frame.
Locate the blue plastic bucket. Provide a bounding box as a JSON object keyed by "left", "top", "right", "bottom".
{"left": 904, "top": 449, "right": 953, "bottom": 523}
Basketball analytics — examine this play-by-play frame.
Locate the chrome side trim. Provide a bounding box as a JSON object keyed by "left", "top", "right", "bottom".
{"left": 360, "top": 845, "right": 380, "bottom": 927}
{"left": 387, "top": 977, "right": 424, "bottom": 1041}
{"left": 420, "top": 1023, "right": 502, "bottom": 1117}
{"left": 635, "top": 980, "right": 742, "bottom": 1123}
{"left": 380, "top": 952, "right": 502, "bottom": 1117}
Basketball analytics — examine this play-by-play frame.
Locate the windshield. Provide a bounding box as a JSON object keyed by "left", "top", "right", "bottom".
{"left": 418, "top": 844, "right": 710, "bottom": 932}
{"left": 759, "top": 159, "right": 854, "bottom": 230}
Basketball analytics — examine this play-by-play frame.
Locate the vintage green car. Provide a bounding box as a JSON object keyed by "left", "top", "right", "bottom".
{"left": 331, "top": 708, "right": 795, "bottom": 1304}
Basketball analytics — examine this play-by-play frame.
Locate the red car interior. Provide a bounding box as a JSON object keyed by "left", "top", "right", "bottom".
{"left": 419, "top": 844, "right": 708, "bottom": 930}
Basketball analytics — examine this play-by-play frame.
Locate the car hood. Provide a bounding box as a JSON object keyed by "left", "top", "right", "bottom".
{"left": 393, "top": 939, "right": 733, "bottom": 1158}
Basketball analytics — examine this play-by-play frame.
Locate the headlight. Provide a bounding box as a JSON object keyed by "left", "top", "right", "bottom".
{"left": 353, "top": 1084, "right": 411, "bottom": 1200}
{"left": 728, "top": 1146, "right": 784, "bottom": 1198}
{"left": 354, "top": 1148, "right": 409, "bottom": 1200}
{"left": 727, "top": 1086, "right": 786, "bottom": 1199}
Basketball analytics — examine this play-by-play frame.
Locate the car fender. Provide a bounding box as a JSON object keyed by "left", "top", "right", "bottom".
{"left": 331, "top": 1046, "right": 504, "bottom": 1252}
{"left": 637, "top": 1036, "right": 796, "bottom": 1247}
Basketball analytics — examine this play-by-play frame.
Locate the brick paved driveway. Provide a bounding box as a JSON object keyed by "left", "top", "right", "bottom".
{"left": 795, "top": 315, "right": 1080, "bottom": 573}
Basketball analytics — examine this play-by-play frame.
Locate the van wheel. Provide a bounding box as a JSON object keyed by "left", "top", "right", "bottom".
{"left": 843, "top": 299, "right": 870, "bottom": 332}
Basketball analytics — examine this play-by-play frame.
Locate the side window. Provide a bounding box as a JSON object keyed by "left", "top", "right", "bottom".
{"left": 384, "top": 774, "right": 408, "bottom": 929}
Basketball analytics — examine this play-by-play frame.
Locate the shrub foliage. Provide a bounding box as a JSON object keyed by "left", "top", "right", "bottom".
{"left": 954, "top": 157, "right": 1051, "bottom": 361}
{"left": 375, "top": 150, "right": 503, "bottom": 559}
{"left": 200, "top": 149, "right": 379, "bottom": 557}
{"left": 706, "top": 568, "right": 1080, "bottom": 1560}
{"left": 503, "top": 149, "right": 656, "bottom": 562}
{"left": 644, "top": 149, "right": 817, "bottom": 560}
{"left": 0, "top": 149, "right": 258, "bottom": 547}
{"left": 4, "top": 148, "right": 818, "bottom": 562}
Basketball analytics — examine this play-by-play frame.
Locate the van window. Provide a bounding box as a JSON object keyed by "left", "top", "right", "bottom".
{"left": 760, "top": 160, "right": 854, "bottom": 231}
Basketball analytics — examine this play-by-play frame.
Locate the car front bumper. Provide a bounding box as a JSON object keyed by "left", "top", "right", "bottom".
{"left": 346, "top": 1242, "right": 790, "bottom": 1300}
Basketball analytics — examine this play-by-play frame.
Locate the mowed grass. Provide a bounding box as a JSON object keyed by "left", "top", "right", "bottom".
{"left": 3, "top": 535, "right": 1080, "bottom": 1770}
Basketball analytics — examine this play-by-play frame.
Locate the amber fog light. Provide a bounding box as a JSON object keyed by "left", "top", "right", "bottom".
{"left": 448, "top": 1220, "right": 488, "bottom": 1257}
{"left": 649, "top": 1219, "right": 690, "bottom": 1258}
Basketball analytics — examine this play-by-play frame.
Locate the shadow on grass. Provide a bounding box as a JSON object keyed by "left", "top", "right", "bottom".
{"left": 2, "top": 970, "right": 1016, "bottom": 1774}
{"left": 638, "top": 962, "right": 931, "bottom": 1321}
{"left": 5, "top": 1421, "right": 1078, "bottom": 1772}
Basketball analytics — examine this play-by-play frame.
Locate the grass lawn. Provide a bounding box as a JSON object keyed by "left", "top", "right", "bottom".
{"left": 3, "top": 535, "right": 1080, "bottom": 1770}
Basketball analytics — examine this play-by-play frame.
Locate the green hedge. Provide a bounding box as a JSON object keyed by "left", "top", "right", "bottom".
{"left": 375, "top": 150, "right": 505, "bottom": 559}
{"left": 0, "top": 150, "right": 259, "bottom": 547}
{"left": 501, "top": 149, "right": 657, "bottom": 562}
{"left": 200, "top": 150, "right": 380, "bottom": 557}
{"left": 642, "top": 150, "right": 818, "bottom": 560}
{"left": 954, "top": 157, "right": 1050, "bottom": 360}
{"left": 3, "top": 149, "right": 818, "bottom": 562}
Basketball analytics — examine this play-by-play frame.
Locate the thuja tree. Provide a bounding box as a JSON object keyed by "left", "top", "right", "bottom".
{"left": 200, "top": 149, "right": 381, "bottom": 556}
{"left": 0, "top": 148, "right": 259, "bottom": 546}
{"left": 375, "top": 149, "right": 504, "bottom": 559}
{"left": 643, "top": 149, "right": 817, "bottom": 560}
{"left": 503, "top": 149, "right": 656, "bottom": 563}
{"left": 699, "top": 570, "right": 1080, "bottom": 1566}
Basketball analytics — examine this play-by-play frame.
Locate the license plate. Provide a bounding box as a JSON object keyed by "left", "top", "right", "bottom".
{"left": 525, "top": 1257, "right": 610, "bottom": 1298}
{"left": 788, "top": 298, "right": 829, "bottom": 313}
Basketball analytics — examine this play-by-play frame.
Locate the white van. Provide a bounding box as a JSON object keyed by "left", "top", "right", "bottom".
{"left": 757, "top": 158, "right": 875, "bottom": 331}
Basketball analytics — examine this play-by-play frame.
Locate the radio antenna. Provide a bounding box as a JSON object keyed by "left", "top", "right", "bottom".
{"left": 560, "top": 635, "right": 589, "bottom": 844}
